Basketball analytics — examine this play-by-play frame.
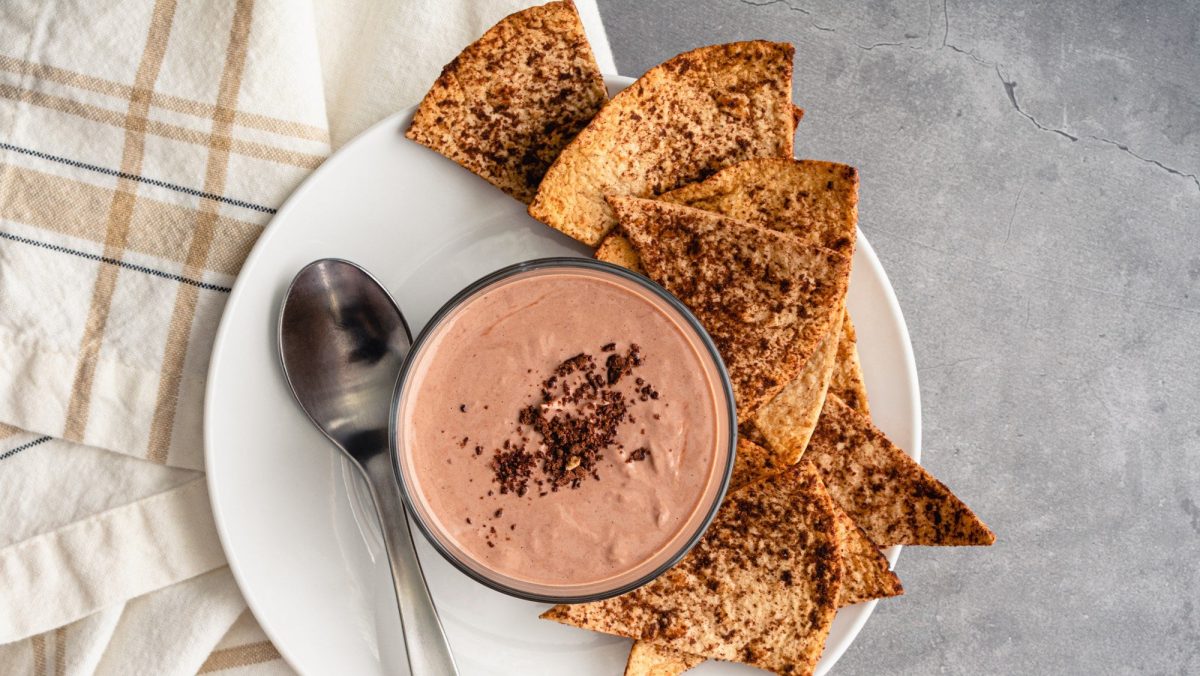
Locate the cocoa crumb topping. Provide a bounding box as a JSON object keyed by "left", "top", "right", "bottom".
{"left": 480, "top": 343, "right": 662, "bottom": 497}
{"left": 490, "top": 446, "right": 535, "bottom": 497}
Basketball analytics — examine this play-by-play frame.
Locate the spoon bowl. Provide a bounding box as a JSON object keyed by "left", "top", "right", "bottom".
{"left": 279, "top": 259, "right": 410, "bottom": 461}
{"left": 278, "top": 258, "right": 458, "bottom": 675}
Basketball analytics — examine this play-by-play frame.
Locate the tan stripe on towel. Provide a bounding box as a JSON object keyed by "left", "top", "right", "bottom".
{"left": 31, "top": 633, "right": 46, "bottom": 675}
{"left": 53, "top": 626, "right": 66, "bottom": 676}
{"left": 0, "top": 84, "right": 323, "bottom": 169}
{"left": 146, "top": 0, "right": 254, "bottom": 464}
{"left": 0, "top": 163, "right": 261, "bottom": 277}
{"left": 197, "top": 641, "right": 281, "bottom": 673}
{"left": 0, "top": 423, "right": 20, "bottom": 440}
{"left": 0, "top": 55, "right": 329, "bottom": 143}
{"left": 62, "top": 0, "right": 177, "bottom": 442}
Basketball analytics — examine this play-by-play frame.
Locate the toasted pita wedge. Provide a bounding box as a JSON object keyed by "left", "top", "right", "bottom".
{"left": 624, "top": 641, "right": 704, "bottom": 676}
{"left": 833, "top": 503, "right": 904, "bottom": 606}
{"left": 530, "top": 41, "right": 795, "bottom": 244}
{"left": 828, "top": 310, "right": 870, "bottom": 416}
{"left": 808, "top": 395, "right": 996, "bottom": 546}
{"left": 608, "top": 196, "right": 850, "bottom": 423}
{"left": 406, "top": 1, "right": 607, "bottom": 202}
{"left": 542, "top": 460, "right": 841, "bottom": 675}
{"left": 659, "top": 158, "right": 859, "bottom": 256}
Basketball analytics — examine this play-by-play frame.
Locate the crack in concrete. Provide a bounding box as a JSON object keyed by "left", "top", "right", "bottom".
{"left": 736, "top": 0, "right": 912, "bottom": 46}
{"left": 992, "top": 66, "right": 1198, "bottom": 190}
{"left": 737, "top": 0, "right": 1200, "bottom": 192}
{"left": 946, "top": 42, "right": 993, "bottom": 66}
{"left": 1004, "top": 183, "right": 1024, "bottom": 244}
{"left": 1086, "top": 136, "right": 1200, "bottom": 190}
{"left": 995, "top": 65, "right": 1079, "bottom": 142}
{"left": 1182, "top": 497, "right": 1200, "bottom": 535}
{"left": 941, "top": 0, "right": 949, "bottom": 47}
{"left": 736, "top": 0, "right": 810, "bottom": 17}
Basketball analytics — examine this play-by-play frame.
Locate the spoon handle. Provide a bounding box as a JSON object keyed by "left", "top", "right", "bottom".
{"left": 364, "top": 453, "right": 460, "bottom": 675}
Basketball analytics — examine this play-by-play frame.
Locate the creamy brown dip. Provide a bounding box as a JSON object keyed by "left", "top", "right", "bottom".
{"left": 399, "top": 267, "right": 727, "bottom": 588}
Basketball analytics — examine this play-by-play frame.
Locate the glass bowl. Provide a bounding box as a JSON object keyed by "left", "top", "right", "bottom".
{"left": 390, "top": 257, "right": 736, "bottom": 603}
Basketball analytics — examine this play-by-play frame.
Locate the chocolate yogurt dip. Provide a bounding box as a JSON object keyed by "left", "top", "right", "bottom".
{"left": 395, "top": 262, "right": 733, "bottom": 597}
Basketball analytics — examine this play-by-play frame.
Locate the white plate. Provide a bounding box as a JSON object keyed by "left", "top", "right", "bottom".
{"left": 205, "top": 76, "right": 921, "bottom": 676}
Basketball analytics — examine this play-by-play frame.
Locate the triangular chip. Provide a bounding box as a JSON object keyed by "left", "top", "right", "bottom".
{"left": 659, "top": 158, "right": 859, "bottom": 256}
{"left": 595, "top": 157, "right": 860, "bottom": 268}
{"left": 599, "top": 157, "right": 859, "bottom": 454}
{"left": 596, "top": 231, "right": 644, "bottom": 273}
{"left": 530, "top": 41, "right": 795, "bottom": 244}
{"left": 624, "top": 641, "right": 703, "bottom": 676}
{"left": 832, "top": 503, "right": 904, "bottom": 606}
{"left": 541, "top": 461, "right": 841, "bottom": 676}
{"left": 808, "top": 394, "right": 996, "bottom": 546}
{"left": 406, "top": 0, "right": 607, "bottom": 202}
{"left": 752, "top": 303, "right": 843, "bottom": 464}
{"left": 731, "top": 437, "right": 901, "bottom": 606}
{"left": 627, "top": 441, "right": 902, "bottom": 673}
{"left": 828, "top": 310, "right": 870, "bottom": 416}
{"left": 729, "top": 437, "right": 779, "bottom": 491}
{"left": 608, "top": 196, "right": 850, "bottom": 423}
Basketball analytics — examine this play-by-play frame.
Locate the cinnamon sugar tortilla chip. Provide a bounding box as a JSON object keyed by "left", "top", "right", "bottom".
{"left": 832, "top": 503, "right": 904, "bottom": 606}
{"left": 406, "top": 1, "right": 607, "bottom": 203}
{"left": 828, "top": 310, "right": 870, "bottom": 416}
{"left": 658, "top": 158, "right": 859, "bottom": 257}
{"left": 626, "top": 440, "right": 902, "bottom": 674}
{"left": 595, "top": 232, "right": 644, "bottom": 273}
{"left": 541, "top": 460, "right": 841, "bottom": 676}
{"left": 598, "top": 157, "right": 859, "bottom": 458}
{"left": 530, "top": 41, "right": 795, "bottom": 245}
{"left": 731, "top": 437, "right": 902, "bottom": 606}
{"left": 729, "top": 438, "right": 779, "bottom": 491}
{"left": 808, "top": 394, "right": 996, "bottom": 547}
{"left": 608, "top": 196, "right": 850, "bottom": 423}
{"left": 595, "top": 157, "right": 860, "bottom": 268}
{"left": 752, "top": 303, "right": 843, "bottom": 464}
{"left": 624, "top": 641, "right": 704, "bottom": 676}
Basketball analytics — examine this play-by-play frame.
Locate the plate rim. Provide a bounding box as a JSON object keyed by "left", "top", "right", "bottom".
{"left": 204, "top": 75, "right": 922, "bottom": 675}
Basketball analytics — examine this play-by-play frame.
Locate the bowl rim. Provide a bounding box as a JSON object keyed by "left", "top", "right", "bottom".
{"left": 389, "top": 256, "right": 738, "bottom": 603}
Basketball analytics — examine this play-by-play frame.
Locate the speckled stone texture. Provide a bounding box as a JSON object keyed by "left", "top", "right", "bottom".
{"left": 595, "top": 1, "right": 1200, "bottom": 673}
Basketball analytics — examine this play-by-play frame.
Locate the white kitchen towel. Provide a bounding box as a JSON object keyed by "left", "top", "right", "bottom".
{"left": 0, "top": 0, "right": 613, "bottom": 672}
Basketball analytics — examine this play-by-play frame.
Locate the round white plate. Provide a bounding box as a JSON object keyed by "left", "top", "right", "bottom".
{"left": 205, "top": 76, "right": 921, "bottom": 676}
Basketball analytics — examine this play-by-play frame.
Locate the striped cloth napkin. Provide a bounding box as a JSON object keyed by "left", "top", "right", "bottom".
{"left": 0, "top": 1, "right": 615, "bottom": 673}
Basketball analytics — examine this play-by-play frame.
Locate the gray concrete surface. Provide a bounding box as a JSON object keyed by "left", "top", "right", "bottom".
{"left": 595, "top": 1, "right": 1200, "bottom": 673}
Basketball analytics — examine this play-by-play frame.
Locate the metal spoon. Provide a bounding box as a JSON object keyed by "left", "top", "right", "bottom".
{"left": 277, "top": 258, "right": 458, "bottom": 675}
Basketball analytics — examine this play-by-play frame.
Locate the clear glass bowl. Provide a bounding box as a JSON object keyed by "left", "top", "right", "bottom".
{"left": 390, "top": 258, "right": 736, "bottom": 603}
